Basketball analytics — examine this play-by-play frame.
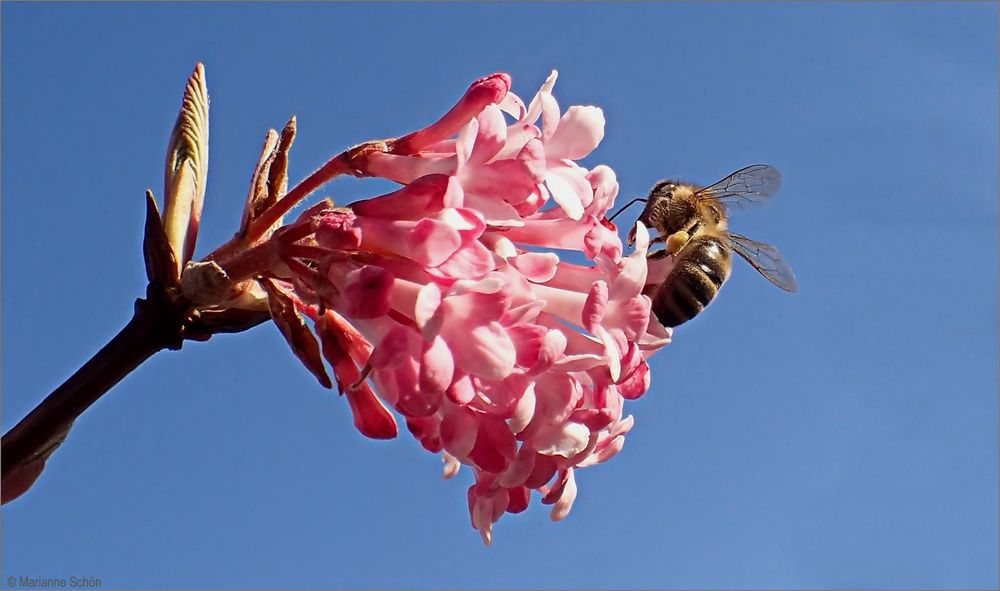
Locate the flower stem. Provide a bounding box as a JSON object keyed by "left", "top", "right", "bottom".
{"left": 1, "top": 287, "right": 185, "bottom": 484}
{"left": 243, "top": 152, "right": 353, "bottom": 244}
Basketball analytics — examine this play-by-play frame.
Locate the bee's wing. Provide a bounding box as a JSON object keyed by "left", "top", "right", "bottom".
{"left": 728, "top": 233, "right": 798, "bottom": 292}
{"left": 696, "top": 164, "right": 782, "bottom": 209}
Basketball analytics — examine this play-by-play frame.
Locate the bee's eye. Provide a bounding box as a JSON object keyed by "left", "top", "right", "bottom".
{"left": 655, "top": 182, "right": 674, "bottom": 198}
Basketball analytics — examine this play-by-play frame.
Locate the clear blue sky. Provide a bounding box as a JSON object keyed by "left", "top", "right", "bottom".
{"left": 2, "top": 3, "right": 997, "bottom": 589}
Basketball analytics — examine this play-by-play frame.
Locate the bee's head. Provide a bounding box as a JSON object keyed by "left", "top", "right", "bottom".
{"left": 624, "top": 179, "right": 700, "bottom": 246}
{"left": 645, "top": 179, "right": 699, "bottom": 236}
{"left": 623, "top": 181, "right": 673, "bottom": 246}
{"left": 650, "top": 180, "right": 677, "bottom": 202}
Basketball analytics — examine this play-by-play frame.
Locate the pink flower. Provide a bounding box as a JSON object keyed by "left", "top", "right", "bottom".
{"left": 251, "top": 71, "right": 671, "bottom": 544}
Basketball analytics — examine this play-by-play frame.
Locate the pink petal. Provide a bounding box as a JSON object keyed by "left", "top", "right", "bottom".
{"left": 509, "top": 252, "right": 559, "bottom": 283}
{"left": 593, "top": 324, "right": 621, "bottom": 382}
{"left": 420, "top": 335, "right": 455, "bottom": 394}
{"left": 450, "top": 322, "right": 516, "bottom": 380}
{"left": 523, "top": 454, "right": 557, "bottom": 489}
{"left": 518, "top": 373, "right": 581, "bottom": 443}
{"left": 532, "top": 421, "right": 591, "bottom": 458}
{"left": 315, "top": 211, "right": 362, "bottom": 250}
{"left": 397, "top": 373, "right": 443, "bottom": 417}
{"left": 578, "top": 434, "right": 626, "bottom": 468}
{"left": 468, "top": 416, "right": 517, "bottom": 473}
{"left": 470, "top": 484, "right": 509, "bottom": 546}
{"left": 540, "top": 91, "right": 561, "bottom": 143}
{"left": 499, "top": 444, "right": 537, "bottom": 488}
{"left": 549, "top": 468, "right": 578, "bottom": 521}
{"left": 373, "top": 338, "right": 443, "bottom": 417}
{"left": 518, "top": 138, "right": 547, "bottom": 182}
{"left": 583, "top": 217, "right": 623, "bottom": 261}
{"left": 455, "top": 117, "right": 477, "bottom": 175}
{"left": 639, "top": 319, "right": 673, "bottom": 351}
{"left": 545, "top": 106, "right": 605, "bottom": 160}
{"left": 544, "top": 169, "right": 585, "bottom": 221}
{"left": 360, "top": 152, "right": 456, "bottom": 184}
{"left": 443, "top": 281, "right": 509, "bottom": 322}
{"left": 441, "top": 406, "right": 478, "bottom": 459}
{"left": 522, "top": 70, "right": 558, "bottom": 126}
{"left": 393, "top": 73, "right": 511, "bottom": 156}
{"left": 535, "top": 330, "right": 568, "bottom": 374}
{"left": 471, "top": 373, "right": 531, "bottom": 418}
{"left": 345, "top": 383, "right": 399, "bottom": 440}
{"left": 553, "top": 353, "right": 606, "bottom": 372}
{"left": 609, "top": 223, "right": 650, "bottom": 301}
{"left": 630, "top": 219, "right": 651, "bottom": 252}
{"left": 355, "top": 216, "right": 461, "bottom": 267}
{"left": 499, "top": 90, "right": 526, "bottom": 120}
{"left": 516, "top": 186, "right": 546, "bottom": 217}
{"left": 565, "top": 430, "right": 601, "bottom": 466}
{"left": 541, "top": 468, "right": 570, "bottom": 504}
{"left": 368, "top": 324, "right": 414, "bottom": 370}
{"left": 570, "top": 408, "right": 615, "bottom": 431}
{"left": 410, "top": 218, "right": 463, "bottom": 266}
{"left": 508, "top": 325, "right": 567, "bottom": 375}
{"left": 447, "top": 374, "right": 476, "bottom": 405}
{"left": 366, "top": 328, "right": 443, "bottom": 419}
{"left": 549, "top": 163, "right": 594, "bottom": 211}
{"left": 645, "top": 249, "right": 675, "bottom": 288}
{"left": 496, "top": 122, "right": 541, "bottom": 160}
{"left": 506, "top": 486, "right": 531, "bottom": 514}
{"left": 509, "top": 383, "right": 536, "bottom": 435}
{"left": 508, "top": 324, "right": 547, "bottom": 368}
{"left": 462, "top": 158, "right": 538, "bottom": 204}
{"left": 616, "top": 343, "right": 651, "bottom": 399}
{"left": 471, "top": 105, "right": 507, "bottom": 164}
{"left": 586, "top": 165, "right": 619, "bottom": 216}
{"left": 406, "top": 415, "right": 443, "bottom": 453}
{"left": 440, "top": 207, "right": 486, "bottom": 241}
{"left": 430, "top": 240, "right": 495, "bottom": 281}
{"left": 527, "top": 285, "right": 584, "bottom": 330}
{"left": 582, "top": 280, "right": 609, "bottom": 333}
{"left": 441, "top": 452, "right": 461, "bottom": 478}
{"left": 461, "top": 192, "right": 526, "bottom": 226}
{"left": 349, "top": 174, "right": 455, "bottom": 220}
{"left": 545, "top": 260, "right": 603, "bottom": 291}
{"left": 501, "top": 300, "right": 546, "bottom": 325}
{"left": 608, "top": 295, "right": 652, "bottom": 342}
{"left": 414, "top": 282, "right": 442, "bottom": 331}
{"left": 342, "top": 265, "right": 393, "bottom": 319}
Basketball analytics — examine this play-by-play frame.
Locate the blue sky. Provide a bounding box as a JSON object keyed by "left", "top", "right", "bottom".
{"left": 2, "top": 2, "right": 996, "bottom": 589}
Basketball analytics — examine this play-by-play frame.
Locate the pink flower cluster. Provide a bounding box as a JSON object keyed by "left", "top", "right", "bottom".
{"left": 269, "top": 71, "right": 670, "bottom": 544}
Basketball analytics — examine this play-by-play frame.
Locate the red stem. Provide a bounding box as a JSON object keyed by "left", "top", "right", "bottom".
{"left": 217, "top": 240, "right": 276, "bottom": 284}
{"left": 244, "top": 152, "right": 353, "bottom": 244}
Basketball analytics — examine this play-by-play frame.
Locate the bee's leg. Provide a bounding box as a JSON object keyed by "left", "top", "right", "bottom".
{"left": 646, "top": 235, "right": 668, "bottom": 258}
{"left": 665, "top": 230, "right": 690, "bottom": 255}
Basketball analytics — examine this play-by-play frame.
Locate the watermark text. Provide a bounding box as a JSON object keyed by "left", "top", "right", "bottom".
{"left": 6, "top": 575, "right": 102, "bottom": 589}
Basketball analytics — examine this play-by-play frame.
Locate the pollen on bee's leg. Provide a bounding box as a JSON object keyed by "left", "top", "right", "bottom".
{"left": 665, "top": 230, "right": 690, "bottom": 255}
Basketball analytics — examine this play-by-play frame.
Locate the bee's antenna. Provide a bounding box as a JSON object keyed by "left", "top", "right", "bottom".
{"left": 607, "top": 198, "right": 647, "bottom": 223}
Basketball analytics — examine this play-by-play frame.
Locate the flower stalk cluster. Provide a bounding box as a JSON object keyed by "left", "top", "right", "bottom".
{"left": 205, "top": 71, "right": 671, "bottom": 543}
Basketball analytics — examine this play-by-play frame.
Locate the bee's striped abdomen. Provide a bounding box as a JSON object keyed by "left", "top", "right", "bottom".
{"left": 650, "top": 236, "right": 732, "bottom": 328}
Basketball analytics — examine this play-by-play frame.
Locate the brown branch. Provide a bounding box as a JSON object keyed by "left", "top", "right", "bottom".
{"left": 1, "top": 285, "right": 185, "bottom": 487}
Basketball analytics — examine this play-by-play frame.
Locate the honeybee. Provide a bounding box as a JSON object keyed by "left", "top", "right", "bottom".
{"left": 618, "top": 164, "right": 798, "bottom": 328}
